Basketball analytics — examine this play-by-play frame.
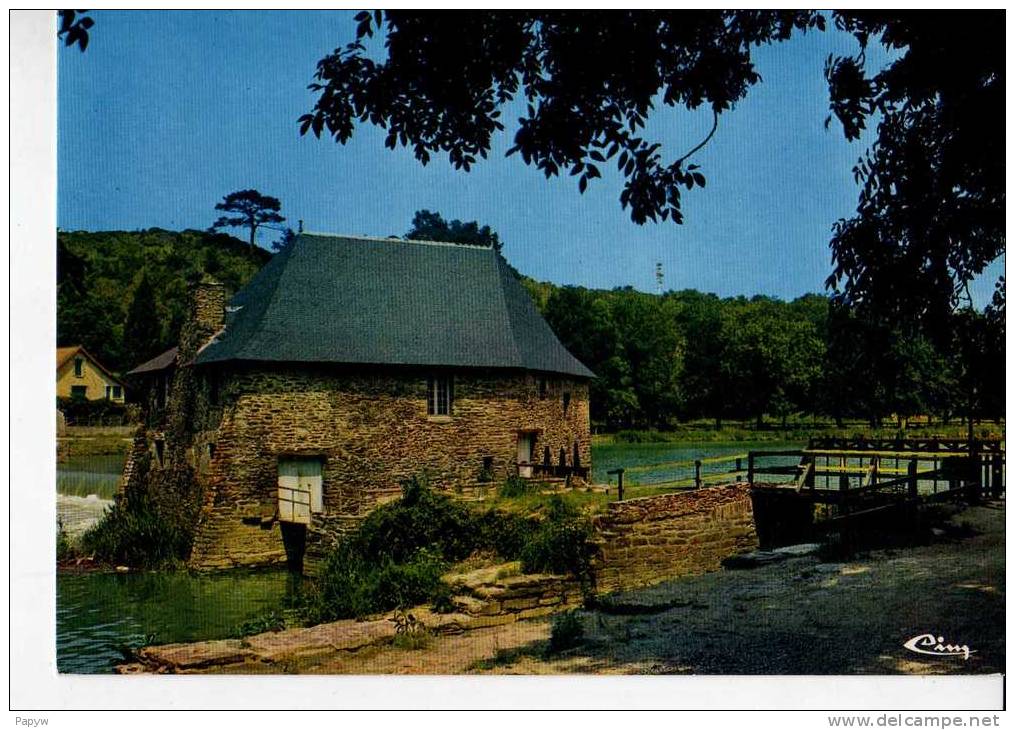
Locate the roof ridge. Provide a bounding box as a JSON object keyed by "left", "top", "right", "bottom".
{"left": 299, "top": 231, "right": 495, "bottom": 251}
{"left": 489, "top": 254, "right": 525, "bottom": 369}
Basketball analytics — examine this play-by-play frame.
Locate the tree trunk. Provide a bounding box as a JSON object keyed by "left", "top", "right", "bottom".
{"left": 756, "top": 413, "right": 764, "bottom": 430}
{"left": 714, "top": 416, "right": 722, "bottom": 430}
{"left": 249, "top": 224, "right": 257, "bottom": 251}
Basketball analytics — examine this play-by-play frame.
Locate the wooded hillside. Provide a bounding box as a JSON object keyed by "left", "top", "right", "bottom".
{"left": 57, "top": 229, "right": 270, "bottom": 374}
{"left": 56, "top": 229, "right": 1002, "bottom": 431}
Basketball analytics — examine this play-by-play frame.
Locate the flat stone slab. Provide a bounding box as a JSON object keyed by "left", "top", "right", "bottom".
{"left": 772, "top": 543, "right": 821, "bottom": 557}
{"left": 139, "top": 639, "right": 254, "bottom": 670}
{"left": 244, "top": 618, "right": 394, "bottom": 661}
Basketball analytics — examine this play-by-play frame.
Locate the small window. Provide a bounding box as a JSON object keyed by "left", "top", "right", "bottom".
{"left": 538, "top": 377, "right": 548, "bottom": 399}
{"left": 207, "top": 442, "right": 216, "bottom": 461}
{"left": 573, "top": 441, "right": 582, "bottom": 468}
{"left": 105, "top": 385, "right": 112, "bottom": 400}
{"left": 70, "top": 385, "right": 87, "bottom": 399}
{"left": 74, "top": 358, "right": 83, "bottom": 377}
{"left": 562, "top": 391, "right": 572, "bottom": 414}
{"left": 426, "top": 375, "right": 453, "bottom": 417}
{"left": 112, "top": 385, "right": 122, "bottom": 399}
{"left": 154, "top": 438, "right": 165, "bottom": 467}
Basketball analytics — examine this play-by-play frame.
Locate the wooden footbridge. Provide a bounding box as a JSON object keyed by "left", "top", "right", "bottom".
{"left": 748, "top": 436, "right": 1005, "bottom": 502}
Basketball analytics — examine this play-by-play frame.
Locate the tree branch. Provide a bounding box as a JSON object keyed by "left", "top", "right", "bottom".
{"left": 675, "top": 109, "right": 719, "bottom": 167}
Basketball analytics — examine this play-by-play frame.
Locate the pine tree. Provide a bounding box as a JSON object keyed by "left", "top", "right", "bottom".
{"left": 124, "top": 269, "right": 163, "bottom": 368}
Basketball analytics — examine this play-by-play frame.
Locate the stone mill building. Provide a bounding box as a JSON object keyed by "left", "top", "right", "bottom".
{"left": 126, "top": 233, "right": 594, "bottom": 571}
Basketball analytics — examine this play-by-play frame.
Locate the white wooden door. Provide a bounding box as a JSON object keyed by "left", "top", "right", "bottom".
{"left": 277, "top": 458, "right": 322, "bottom": 525}
{"left": 517, "top": 433, "right": 534, "bottom": 464}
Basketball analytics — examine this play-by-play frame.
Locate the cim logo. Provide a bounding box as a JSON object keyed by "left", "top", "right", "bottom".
{"left": 903, "top": 633, "right": 976, "bottom": 660}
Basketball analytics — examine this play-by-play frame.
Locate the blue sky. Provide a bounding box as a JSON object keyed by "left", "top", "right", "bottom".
{"left": 58, "top": 10, "right": 1003, "bottom": 304}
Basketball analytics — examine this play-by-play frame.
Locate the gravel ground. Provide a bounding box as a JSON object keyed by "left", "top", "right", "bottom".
{"left": 294, "top": 501, "right": 1004, "bottom": 675}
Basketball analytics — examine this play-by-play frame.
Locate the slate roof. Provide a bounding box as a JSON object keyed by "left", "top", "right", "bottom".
{"left": 194, "top": 233, "right": 594, "bottom": 378}
{"left": 127, "top": 346, "right": 179, "bottom": 376}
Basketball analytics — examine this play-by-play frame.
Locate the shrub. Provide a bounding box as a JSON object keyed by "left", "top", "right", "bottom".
{"left": 350, "top": 476, "right": 478, "bottom": 564}
{"left": 297, "top": 542, "right": 452, "bottom": 623}
{"left": 547, "top": 610, "right": 585, "bottom": 654}
{"left": 473, "top": 509, "right": 540, "bottom": 558}
{"left": 390, "top": 609, "right": 432, "bottom": 650}
{"left": 80, "top": 492, "right": 192, "bottom": 569}
{"left": 520, "top": 497, "right": 597, "bottom": 589}
{"left": 297, "top": 479, "right": 596, "bottom": 626}
{"left": 57, "top": 396, "right": 131, "bottom": 426}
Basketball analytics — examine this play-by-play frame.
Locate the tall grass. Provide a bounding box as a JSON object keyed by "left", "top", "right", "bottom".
{"left": 80, "top": 493, "right": 191, "bottom": 569}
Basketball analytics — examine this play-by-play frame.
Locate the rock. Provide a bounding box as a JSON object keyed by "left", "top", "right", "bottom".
{"left": 772, "top": 543, "right": 821, "bottom": 557}
{"left": 140, "top": 639, "right": 254, "bottom": 670}
{"left": 722, "top": 551, "right": 786, "bottom": 569}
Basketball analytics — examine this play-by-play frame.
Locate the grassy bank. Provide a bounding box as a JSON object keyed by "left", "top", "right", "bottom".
{"left": 594, "top": 419, "right": 1004, "bottom": 445}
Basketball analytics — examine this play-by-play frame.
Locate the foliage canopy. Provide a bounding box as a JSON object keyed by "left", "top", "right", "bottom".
{"left": 301, "top": 10, "right": 1004, "bottom": 337}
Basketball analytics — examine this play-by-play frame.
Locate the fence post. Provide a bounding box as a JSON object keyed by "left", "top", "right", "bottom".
{"left": 969, "top": 437, "right": 981, "bottom": 500}
{"left": 991, "top": 454, "right": 1003, "bottom": 499}
{"left": 694, "top": 460, "right": 702, "bottom": 489}
{"left": 908, "top": 459, "right": 918, "bottom": 500}
{"left": 747, "top": 452, "right": 754, "bottom": 485}
{"left": 839, "top": 472, "right": 850, "bottom": 513}
{"left": 607, "top": 468, "right": 625, "bottom": 502}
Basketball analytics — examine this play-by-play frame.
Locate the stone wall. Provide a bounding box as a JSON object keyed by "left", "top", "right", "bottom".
{"left": 187, "top": 365, "right": 591, "bottom": 570}
{"left": 592, "top": 484, "right": 758, "bottom": 592}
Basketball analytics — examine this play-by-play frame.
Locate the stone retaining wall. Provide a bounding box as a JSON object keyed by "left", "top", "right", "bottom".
{"left": 593, "top": 484, "right": 758, "bottom": 592}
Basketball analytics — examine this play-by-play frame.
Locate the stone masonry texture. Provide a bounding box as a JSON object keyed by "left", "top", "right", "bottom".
{"left": 592, "top": 484, "right": 759, "bottom": 592}
{"left": 182, "top": 365, "right": 591, "bottom": 570}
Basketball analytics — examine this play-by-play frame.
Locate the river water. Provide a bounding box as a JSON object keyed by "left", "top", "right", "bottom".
{"left": 56, "top": 569, "right": 297, "bottom": 673}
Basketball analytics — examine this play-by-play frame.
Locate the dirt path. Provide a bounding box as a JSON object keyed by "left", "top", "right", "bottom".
{"left": 288, "top": 501, "right": 1004, "bottom": 675}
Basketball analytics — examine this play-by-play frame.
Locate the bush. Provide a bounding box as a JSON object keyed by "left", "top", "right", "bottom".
{"left": 520, "top": 497, "right": 597, "bottom": 589}
{"left": 57, "top": 396, "right": 130, "bottom": 426}
{"left": 296, "top": 479, "right": 597, "bottom": 626}
{"left": 350, "top": 476, "right": 478, "bottom": 564}
{"left": 473, "top": 509, "right": 540, "bottom": 558}
{"left": 547, "top": 610, "right": 585, "bottom": 654}
{"left": 298, "top": 542, "right": 452, "bottom": 623}
{"left": 80, "top": 492, "right": 192, "bottom": 569}
{"left": 390, "top": 609, "right": 432, "bottom": 650}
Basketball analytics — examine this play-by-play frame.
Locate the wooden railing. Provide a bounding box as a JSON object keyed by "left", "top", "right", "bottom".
{"left": 748, "top": 438, "right": 1005, "bottom": 504}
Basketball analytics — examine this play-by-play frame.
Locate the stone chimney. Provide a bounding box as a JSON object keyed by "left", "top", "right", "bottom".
{"left": 179, "top": 276, "right": 226, "bottom": 360}
{"left": 192, "top": 276, "right": 226, "bottom": 333}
